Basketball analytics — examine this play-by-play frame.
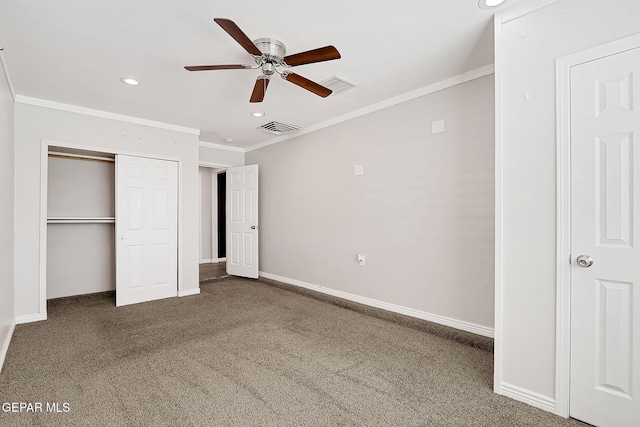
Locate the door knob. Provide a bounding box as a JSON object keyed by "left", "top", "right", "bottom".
{"left": 251, "top": 225, "right": 258, "bottom": 230}
{"left": 576, "top": 255, "right": 593, "bottom": 268}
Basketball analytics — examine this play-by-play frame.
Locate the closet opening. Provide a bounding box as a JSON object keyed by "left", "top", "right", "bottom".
{"left": 46, "top": 146, "right": 116, "bottom": 301}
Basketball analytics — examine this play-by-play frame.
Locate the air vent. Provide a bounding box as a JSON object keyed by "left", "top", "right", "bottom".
{"left": 256, "top": 121, "right": 301, "bottom": 135}
{"left": 320, "top": 76, "right": 356, "bottom": 95}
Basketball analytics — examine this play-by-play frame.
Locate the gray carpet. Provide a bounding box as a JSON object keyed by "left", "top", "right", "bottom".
{"left": 0, "top": 277, "right": 589, "bottom": 426}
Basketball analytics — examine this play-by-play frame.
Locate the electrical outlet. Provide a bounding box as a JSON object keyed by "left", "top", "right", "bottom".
{"left": 354, "top": 165, "right": 364, "bottom": 176}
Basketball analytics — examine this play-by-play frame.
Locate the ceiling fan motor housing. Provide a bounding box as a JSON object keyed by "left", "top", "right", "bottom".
{"left": 253, "top": 38, "right": 286, "bottom": 58}
{"left": 254, "top": 38, "right": 287, "bottom": 75}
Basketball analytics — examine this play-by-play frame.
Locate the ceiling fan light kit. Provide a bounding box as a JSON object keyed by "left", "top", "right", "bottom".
{"left": 185, "top": 18, "right": 342, "bottom": 103}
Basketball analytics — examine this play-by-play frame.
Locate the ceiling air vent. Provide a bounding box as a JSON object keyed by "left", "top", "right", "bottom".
{"left": 256, "top": 121, "right": 301, "bottom": 135}
{"left": 320, "top": 76, "right": 356, "bottom": 95}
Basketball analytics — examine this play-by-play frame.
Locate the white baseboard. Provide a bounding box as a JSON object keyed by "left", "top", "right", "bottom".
{"left": 498, "top": 382, "right": 556, "bottom": 413}
{"left": 259, "top": 272, "right": 494, "bottom": 338}
{"left": 200, "top": 258, "right": 226, "bottom": 264}
{"left": 178, "top": 288, "right": 201, "bottom": 297}
{"left": 16, "top": 313, "right": 47, "bottom": 324}
{"left": 0, "top": 320, "right": 16, "bottom": 373}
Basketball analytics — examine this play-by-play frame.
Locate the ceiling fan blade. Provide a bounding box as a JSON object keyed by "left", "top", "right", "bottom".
{"left": 282, "top": 72, "right": 332, "bottom": 98}
{"left": 250, "top": 76, "right": 270, "bottom": 103}
{"left": 184, "top": 65, "right": 252, "bottom": 71}
{"left": 213, "top": 18, "right": 262, "bottom": 57}
{"left": 283, "top": 46, "right": 341, "bottom": 67}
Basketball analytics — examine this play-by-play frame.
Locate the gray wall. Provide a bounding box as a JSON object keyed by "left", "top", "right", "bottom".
{"left": 199, "top": 144, "right": 244, "bottom": 167}
{"left": 0, "top": 58, "right": 15, "bottom": 370}
{"left": 499, "top": 0, "right": 640, "bottom": 401}
{"left": 247, "top": 75, "right": 495, "bottom": 330}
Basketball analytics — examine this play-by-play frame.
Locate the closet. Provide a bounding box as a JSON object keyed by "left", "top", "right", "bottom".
{"left": 46, "top": 147, "right": 116, "bottom": 299}
{"left": 45, "top": 145, "right": 179, "bottom": 306}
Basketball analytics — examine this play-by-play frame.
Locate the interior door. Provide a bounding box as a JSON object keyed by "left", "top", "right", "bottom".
{"left": 116, "top": 155, "right": 178, "bottom": 306}
{"left": 570, "top": 46, "right": 640, "bottom": 426}
{"left": 226, "top": 165, "right": 258, "bottom": 278}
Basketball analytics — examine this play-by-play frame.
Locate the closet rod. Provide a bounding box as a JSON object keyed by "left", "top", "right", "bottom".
{"left": 48, "top": 151, "right": 115, "bottom": 163}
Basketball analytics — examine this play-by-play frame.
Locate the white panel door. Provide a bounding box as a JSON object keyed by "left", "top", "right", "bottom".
{"left": 226, "top": 165, "right": 258, "bottom": 279}
{"left": 116, "top": 155, "right": 178, "bottom": 306}
{"left": 570, "top": 47, "right": 640, "bottom": 427}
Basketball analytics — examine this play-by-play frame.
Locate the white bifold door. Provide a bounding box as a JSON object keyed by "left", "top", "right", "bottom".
{"left": 116, "top": 155, "right": 178, "bottom": 306}
{"left": 226, "top": 165, "right": 259, "bottom": 279}
{"left": 570, "top": 46, "right": 640, "bottom": 426}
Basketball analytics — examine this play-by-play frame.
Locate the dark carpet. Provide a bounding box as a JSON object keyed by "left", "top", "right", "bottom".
{"left": 0, "top": 277, "right": 588, "bottom": 426}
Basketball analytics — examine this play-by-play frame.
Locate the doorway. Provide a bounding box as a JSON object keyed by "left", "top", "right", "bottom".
{"left": 199, "top": 164, "right": 227, "bottom": 280}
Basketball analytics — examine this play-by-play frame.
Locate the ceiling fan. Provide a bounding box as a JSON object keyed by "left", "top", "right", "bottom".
{"left": 184, "top": 18, "right": 341, "bottom": 103}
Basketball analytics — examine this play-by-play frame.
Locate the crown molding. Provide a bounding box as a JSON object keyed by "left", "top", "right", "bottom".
{"left": 14, "top": 95, "right": 201, "bottom": 136}
{"left": 245, "top": 64, "right": 495, "bottom": 153}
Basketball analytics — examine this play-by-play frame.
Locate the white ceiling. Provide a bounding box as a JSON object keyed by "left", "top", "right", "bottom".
{"left": 0, "top": 0, "right": 525, "bottom": 149}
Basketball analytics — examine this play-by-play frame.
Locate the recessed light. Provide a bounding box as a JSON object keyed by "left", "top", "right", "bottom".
{"left": 478, "top": 0, "right": 505, "bottom": 8}
{"left": 250, "top": 112, "right": 265, "bottom": 117}
{"left": 120, "top": 77, "right": 140, "bottom": 86}
{"left": 223, "top": 137, "right": 233, "bottom": 143}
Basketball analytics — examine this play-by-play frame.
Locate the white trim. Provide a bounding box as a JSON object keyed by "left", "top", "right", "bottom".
{"left": 260, "top": 272, "right": 494, "bottom": 338}
{"left": 16, "top": 314, "right": 47, "bottom": 325}
{"left": 555, "top": 53, "right": 572, "bottom": 419}
{"left": 199, "top": 258, "right": 227, "bottom": 264}
{"left": 555, "top": 32, "right": 640, "bottom": 419}
{"left": 493, "top": 11, "right": 505, "bottom": 396}
{"left": 15, "top": 95, "right": 200, "bottom": 135}
{"left": 198, "top": 168, "right": 203, "bottom": 263}
{"left": 177, "top": 158, "right": 185, "bottom": 295}
{"left": 178, "top": 288, "right": 200, "bottom": 297}
{"left": 199, "top": 161, "right": 232, "bottom": 169}
{"left": 211, "top": 171, "right": 217, "bottom": 260}
{"left": 0, "top": 320, "right": 16, "bottom": 373}
{"left": 39, "top": 140, "right": 48, "bottom": 319}
{"left": 43, "top": 139, "right": 183, "bottom": 162}
{"left": 198, "top": 165, "right": 223, "bottom": 263}
{"left": 501, "top": 0, "right": 561, "bottom": 23}
{"left": 0, "top": 38, "right": 16, "bottom": 101}
{"left": 500, "top": 382, "right": 556, "bottom": 413}
{"left": 245, "top": 65, "right": 495, "bottom": 152}
{"left": 199, "top": 141, "right": 245, "bottom": 153}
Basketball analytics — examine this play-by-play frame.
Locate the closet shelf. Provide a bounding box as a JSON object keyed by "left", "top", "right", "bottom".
{"left": 47, "top": 217, "right": 116, "bottom": 224}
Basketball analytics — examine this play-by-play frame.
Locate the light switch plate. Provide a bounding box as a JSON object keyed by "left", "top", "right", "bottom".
{"left": 432, "top": 119, "right": 445, "bottom": 134}
{"left": 354, "top": 165, "right": 364, "bottom": 176}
